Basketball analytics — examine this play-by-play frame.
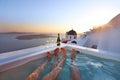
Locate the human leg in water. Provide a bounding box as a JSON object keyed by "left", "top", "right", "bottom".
{"left": 25, "top": 52, "right": 52, "bottom": 80}
{"left": 51, "top": 48, "right": 60, "bottom": 70}
{"left": 70, "top": 49, "right": 81, "bottom": 80}
{"left": 41, "top": 48, "right": 67, "bottom": 80}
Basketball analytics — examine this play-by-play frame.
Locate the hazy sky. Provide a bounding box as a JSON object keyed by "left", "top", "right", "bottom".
{"left": 0, "top": 0, "right": 120, "bottom": 33}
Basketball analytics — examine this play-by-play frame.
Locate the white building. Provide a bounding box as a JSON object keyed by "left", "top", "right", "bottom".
{"left": 66, "top": 29, "right": 77, "bottom": 40}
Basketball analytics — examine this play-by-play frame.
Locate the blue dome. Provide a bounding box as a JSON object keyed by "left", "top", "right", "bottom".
{"left": 67, "top": 29, "right": 77, "bottom": 35}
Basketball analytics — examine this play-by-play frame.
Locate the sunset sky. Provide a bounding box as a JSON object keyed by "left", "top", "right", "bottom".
{"left": 0, "top": 0, "right": 120, "bottom": 33}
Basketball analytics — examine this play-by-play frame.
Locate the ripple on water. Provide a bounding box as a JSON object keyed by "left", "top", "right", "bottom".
{"left": 75, "top": 53, "right": 120, "bottom": 80}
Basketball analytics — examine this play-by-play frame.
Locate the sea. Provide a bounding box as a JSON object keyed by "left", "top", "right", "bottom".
{"left": 0, "top": 33, "right": 65, "bottom": 53}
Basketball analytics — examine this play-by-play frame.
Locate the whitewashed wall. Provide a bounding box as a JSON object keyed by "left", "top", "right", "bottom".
{"left": 98, "top": 26, "right": 120, "bottom": 54}
{"left": 67, "top": 35, "right": 77, "bottom": 40}
{"left": 83, "top": 30, "right": 100, "bottom": 48}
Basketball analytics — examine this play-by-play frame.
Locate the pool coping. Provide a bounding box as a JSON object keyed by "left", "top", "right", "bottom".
{"left": 0, "top": 43, "right": 120, "bottom": 72}
{"left": 67, "top": 44, "right": 120, "bottom": 61}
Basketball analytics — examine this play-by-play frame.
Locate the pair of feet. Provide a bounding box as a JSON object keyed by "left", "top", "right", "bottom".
{"left": 47, "top": 48, "right": 76, "bottom": 61}
{"left": 47, "top": 47, "right": 67, "bottom": 60}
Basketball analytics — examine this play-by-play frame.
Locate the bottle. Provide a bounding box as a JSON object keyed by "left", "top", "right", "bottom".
{"left": 57, "top": 33, "right": 61, "bottom": 46}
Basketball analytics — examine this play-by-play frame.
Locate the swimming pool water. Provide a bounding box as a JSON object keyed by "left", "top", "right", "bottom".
{"left": 76, "top": 53, "right": 120, "bottom": 80}
{"left": 0, "top": 50, "right": 120, "bottom": 80}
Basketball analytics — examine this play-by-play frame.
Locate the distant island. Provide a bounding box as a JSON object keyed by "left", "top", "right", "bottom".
{"left": 16, "top": 34, "right": 56, "bottom": 40}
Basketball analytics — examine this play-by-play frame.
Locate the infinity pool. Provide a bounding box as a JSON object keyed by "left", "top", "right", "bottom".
{"left": 0, "top": 50, "right": 120, "bottom": 80}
